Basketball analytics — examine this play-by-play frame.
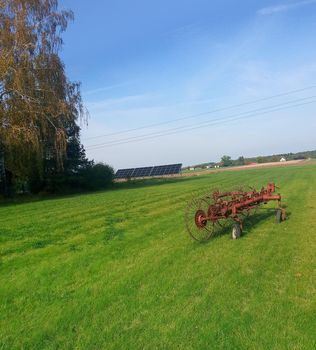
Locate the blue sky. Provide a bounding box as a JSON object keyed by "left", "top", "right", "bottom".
{"left": 60, "top": 0, "right": 316, "bottom": 169}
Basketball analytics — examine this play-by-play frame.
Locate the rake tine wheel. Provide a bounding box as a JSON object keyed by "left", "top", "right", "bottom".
{"left": 185, "top": 195, "right": 215, "bottom": 242}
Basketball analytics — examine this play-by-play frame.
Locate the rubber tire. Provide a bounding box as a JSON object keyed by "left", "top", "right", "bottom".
{"left": 232, "top": 222, "right": 242, "bottom": 239}
{"left": 276, "top": 209, "right": 282, "bottom": 224}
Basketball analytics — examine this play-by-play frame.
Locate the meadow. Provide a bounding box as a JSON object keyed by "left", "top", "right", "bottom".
{"left": 0, "top": 163, "right": 315, "bottom": 349}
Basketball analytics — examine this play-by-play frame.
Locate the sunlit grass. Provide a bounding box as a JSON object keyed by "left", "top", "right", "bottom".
{"left": 1, "top": 163, "right": 315, "bottom": 349}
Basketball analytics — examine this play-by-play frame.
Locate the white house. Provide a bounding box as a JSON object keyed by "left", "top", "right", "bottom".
{"left": 280, "top": 157, "right": 286, "bottom": 162}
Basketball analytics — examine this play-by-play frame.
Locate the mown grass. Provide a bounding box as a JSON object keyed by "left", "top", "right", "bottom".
{"left": 0, "top": 163, "right": 316, "bottom": 349}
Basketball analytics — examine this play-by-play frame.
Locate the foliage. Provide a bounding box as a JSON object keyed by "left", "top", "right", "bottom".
{"left": 237, "top": 156, "right": 245, "bottom": 165}
{"left": 38, "top": 120, "right": 92, "bottom": 193}
{"left": 0, "top": 163, "right": 315, "bottom": 349}
{"left": 80, "top": 162, "right": 114, "bottom": 191}
{"left": 221, "top": 155, "right": 233, "bottom": 167}
{"left": 0, "top": 0, "right": 86, "bottom": 191}
{"left": 257, "top": 156, "right": 264, "bottom": 163}
{"left": 28, "top": 127, "right": 114, "bottom": 193}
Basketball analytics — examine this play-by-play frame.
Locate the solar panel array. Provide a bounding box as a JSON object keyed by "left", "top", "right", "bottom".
{"left": 115, "top": 163, "right": 182, "bottom": 179}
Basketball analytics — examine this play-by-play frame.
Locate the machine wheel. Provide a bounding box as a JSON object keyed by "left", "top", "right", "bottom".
{"left": 231, "top": 222, "right": 242, "bottom": 239}
{"left": 276, "top": 209, "right": 283, "bottom": 223}
{"left": 185, "top": 196, "right": 215, "bottom": 242}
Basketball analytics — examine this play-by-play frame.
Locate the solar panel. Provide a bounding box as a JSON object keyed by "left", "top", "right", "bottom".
{"left": 115, "top": 163, "right": 182, "bottom": 179}
{"left": 115, "top": 168, "right": 135, "bottom": 179}
{"left": 151, "top": 163, "right": 182, "bottom": 176}
{"left": 132, "top": 167, "right": 153, "bottom": 177}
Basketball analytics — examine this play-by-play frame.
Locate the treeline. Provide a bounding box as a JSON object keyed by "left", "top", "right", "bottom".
{"left": 0, "top": 0, "right": 113, "bottom": 197}
{"left": 186, "top": 150, "right": 315, "bottom": 169}
{"left": 235, "top": 149, "right": 315, "bottom": 165}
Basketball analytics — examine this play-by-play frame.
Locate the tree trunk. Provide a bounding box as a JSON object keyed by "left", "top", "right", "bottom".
{"left": 3, "top": 169, "right": 13, "bottom": 197}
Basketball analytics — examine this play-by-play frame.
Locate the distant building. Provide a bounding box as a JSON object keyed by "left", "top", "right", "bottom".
{"left": 189, "top": 167, "right": 195, "bottom": 171}
{"left": 280, "top": 157, "right": 286, "bottom": 162}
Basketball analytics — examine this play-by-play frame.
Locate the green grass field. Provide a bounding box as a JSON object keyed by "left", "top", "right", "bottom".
{"left": 1, "top": 163, "right": 316, "bottom": 349}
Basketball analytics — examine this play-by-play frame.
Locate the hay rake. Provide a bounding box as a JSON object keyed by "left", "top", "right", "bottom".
{"left": 185, "top": 183, "right": 286, "bottom": 242}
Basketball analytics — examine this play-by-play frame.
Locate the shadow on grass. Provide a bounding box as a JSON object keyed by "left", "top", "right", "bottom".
{"left": 191, "top": 208, "right": 290, "bottom": 245}
{"left": 241, "top": 208, "right": 289, "bottom": 237}
{"left": 112, "top": 174, "right": 208, "bottom": 191}
{"left": 0, "top": 175, "right": 206, "bottom": 208}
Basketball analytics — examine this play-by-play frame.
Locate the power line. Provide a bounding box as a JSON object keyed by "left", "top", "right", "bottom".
{"left": 83, "top": 85, "right": 316, "bottom": 140}
{"left": 86, "top": 99, "right": 316, "bottom": 149}
{"left": 87, "top": 95, "right": 315, "bottom": 147}
{"left": 86, "top": 99, "right": 316, "bottom": 150}
{"left": 86, "top": 95, "right": 316, "bottom": 150}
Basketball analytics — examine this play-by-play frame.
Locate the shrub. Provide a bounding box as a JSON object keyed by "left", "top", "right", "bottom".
{"left": 80, "top": 163, "right": 114, "bottom": 191}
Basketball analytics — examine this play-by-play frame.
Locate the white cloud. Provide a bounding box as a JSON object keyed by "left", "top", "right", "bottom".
{"left": 86, "top": 94, "right": 153, "bottom": 111}
{"left": 258, "top": 0, "right": 316, "bottom": 15}
{"left": 83, "top": 81, "right": 131, "bottom": 96}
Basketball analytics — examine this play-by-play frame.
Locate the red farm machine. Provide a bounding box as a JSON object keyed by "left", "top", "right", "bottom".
{"left": 185, "top": 183, "right": 286, "bottom": 242}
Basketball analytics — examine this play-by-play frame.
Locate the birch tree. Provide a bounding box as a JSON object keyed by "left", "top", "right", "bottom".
{"left": 0, "top": 0, "right": 85, "bottom": 182}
